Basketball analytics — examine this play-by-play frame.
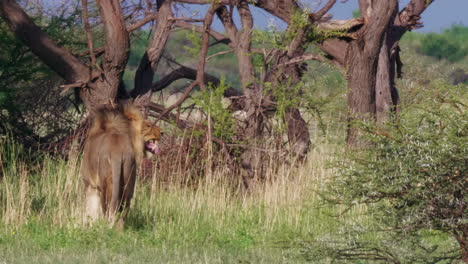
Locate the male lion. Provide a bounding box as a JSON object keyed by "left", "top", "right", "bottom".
{"left": 80, "top": 103, "right": 160, "bottom": 226}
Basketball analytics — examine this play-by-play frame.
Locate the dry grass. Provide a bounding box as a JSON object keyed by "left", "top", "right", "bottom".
{"left": 0, "top": 125, "right": 339, "bottom": 230}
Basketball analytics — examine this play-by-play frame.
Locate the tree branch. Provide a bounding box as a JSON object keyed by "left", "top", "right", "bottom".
{"left": 152, "top": 65, "right": 242, "bottom": 98}
{"left": 127, "top": 13, "right": 158, "bottom": 32}
{"left": 195, "top": 3, "right": 219, "bottom": 89}
{"left": 147, "top": 102, "right": 191, "bottom": 129}
{"left": 132, "top": 0, "right": 175, "bottom": 106}
{"left": 312, "top": 0, "right": 337, "bottom": 21}
{"left": 235, "top": 0, "right": 255, "bottom": 88}
{"left": 81, "top": 0, "right": 96, "bottom": 67}
{"left": 0, "top": 0, "right": 90, "bottom": 83}
{"left": 157, "top": 3, "right": 221, "bottom": 119}
{"left": 216, "top": 6, "right": 238, "bottom": 46}
{"left": 175, "top": 0, "right": 230, "bottom": 4}
{"left": 253, "top": 0, "right": 300, "bottom": 23}
{"left": 174, "top": 20, "right": 230, "bottom": 45}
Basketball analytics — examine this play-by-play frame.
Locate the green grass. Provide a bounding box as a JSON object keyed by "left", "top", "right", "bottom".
{"left": 0, "top": 130, "right": 345, "bottom": 263}
{"left": 1, "top": 27, "right": 466, "bottom": 263}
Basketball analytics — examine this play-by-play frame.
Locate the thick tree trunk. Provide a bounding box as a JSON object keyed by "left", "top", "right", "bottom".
{"left": 346, "top": 0, "right": 398, "bottom": 147}
{"left": 376, "top": 32, "right": 401, "bottom": 124}
{"left": 346, "top": 44, "right": 377, "bottom": 146}
{"left": 375, "top": 34, "right": 394, "bottom": 124}
{"left": 92, "top": 0, "right": 129, "bottom": 106}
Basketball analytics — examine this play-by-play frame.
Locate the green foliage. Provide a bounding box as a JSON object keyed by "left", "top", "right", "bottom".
{"left": 352, "top": 9, "right": 361, "bottom": 18}
{"left": 0, "top": 8, "right": 85, "bottom": 142}
{"left": 264, "top": 80, "right": 302, "bottom": 131}
{"left": 193, "top": 78, "right": 235, "bottom": 141}
{"left": 127, "top": 30, "right": 151, "bottom": 68}
{"left": 301, "top": 227, "right": 460, "bottom": 263}
{"left": 326, "top": 83, "right": 467, "bottom": 261}
{"left": 306, "top": 26, "right": 349, "bottom": 43}
{"left": 284, "top": 8, "right": 311, "bottom": 43}
{"left": 419, "top": 24, "right": 468, "bottom": 62}
{"left": 0, "top": 134, "right": 340, "bottom": 264}
{"left": 183, "top": 27, "right": 202, "bottom": 57}
{"left": 252, "top": 28, "right": 284, "bottom": 50}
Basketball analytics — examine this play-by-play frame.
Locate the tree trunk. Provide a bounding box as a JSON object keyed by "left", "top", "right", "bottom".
{"left": 132, "top": 0, "right": 174, "bottom": 107}
{"left": 285, "top": 108, "right": 310, "bottom": 159}
{"left": 0, "top": 0, "right": 130, "bottom": 110}
{"left": 346, "top": 0, "right": 398, "bottom": 147}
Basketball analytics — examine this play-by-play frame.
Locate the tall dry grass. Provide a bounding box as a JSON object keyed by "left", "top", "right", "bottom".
{"left": 0, "top": 139, "right": 84, "bottom": 227}
{"left": 0, "top": 124, "right": 339, "bottom": 235}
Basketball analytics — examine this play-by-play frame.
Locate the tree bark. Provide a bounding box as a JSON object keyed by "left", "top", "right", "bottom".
{"left": 132, "top": 0, "right": 174, "bottom": 106}
{"left": 91, "top": 0, "right": 130, "bottom": 106}
{"left": 375, "top": 0, "right": 433, "bottom": 123}
{"left": 345, "top": 0, "right": 398, "bottom": 147}
{"left": 0, "top": 0, "right": 131, "bottom": 110}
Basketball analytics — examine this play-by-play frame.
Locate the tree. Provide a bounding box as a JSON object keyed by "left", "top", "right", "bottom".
{"left": 330, "top": 89, "right": 467, "bottom": 261}
{"left": 318, "top": 0, "right": 434, "bottom": 146}
{"left": 0, "top": 0, "right": 437, "bottom": 181}
{"left": 1, "top": 0, "right": 338, "bottom": 184}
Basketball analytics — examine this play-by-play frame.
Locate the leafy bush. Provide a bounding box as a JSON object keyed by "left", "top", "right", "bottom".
{"left": 0, "top": 11, "right": 85, "bottom": 146}
{"left": 326, "top": 84, "right": 467, "bottom": 261}
{"left": 419, "top": 25, "right": 468, "bottom": 62}
{"left": 193, "top": 78, "right": 235, "bottom": 141}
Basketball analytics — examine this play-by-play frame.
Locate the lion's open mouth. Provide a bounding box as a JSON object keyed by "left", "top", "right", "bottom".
{"left": 145, "top": 141, "right": 159, "bottom": 154}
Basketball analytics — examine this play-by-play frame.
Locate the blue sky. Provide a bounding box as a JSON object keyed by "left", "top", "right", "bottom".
{"left": 205, "top": 0, "right": 468, "bottom": 33}
{"left": 41, "top": 0, "right": 467, "bottom": 33}
{"left": 328, "top": 0, "right": 468, "bottom": 32}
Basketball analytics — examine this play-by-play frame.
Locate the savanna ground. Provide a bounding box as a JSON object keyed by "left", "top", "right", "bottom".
{"left": 1, "top": 28, "right": 467, "bottom": 263}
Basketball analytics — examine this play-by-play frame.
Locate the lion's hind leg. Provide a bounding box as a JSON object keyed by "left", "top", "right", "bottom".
{"left": 85, "top": 185, "right": 103, "bottom": 223}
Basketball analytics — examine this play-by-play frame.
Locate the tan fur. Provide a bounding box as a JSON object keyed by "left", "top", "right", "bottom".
{"left": 80, "top": 103, "right": 160, "bottom": 226}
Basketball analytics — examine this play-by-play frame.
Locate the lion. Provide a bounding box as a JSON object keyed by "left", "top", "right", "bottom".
{"left": 80, "top": 103, "right": 160, "bottom": 227}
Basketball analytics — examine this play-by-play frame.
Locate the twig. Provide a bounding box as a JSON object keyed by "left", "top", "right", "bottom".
{"left": 127, "top": 13, "right": 158, "bottom": 32}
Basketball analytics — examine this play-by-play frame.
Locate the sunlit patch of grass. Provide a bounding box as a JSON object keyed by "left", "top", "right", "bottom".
{"left": 0, "top": 129, "right": 344, "bottom": 263}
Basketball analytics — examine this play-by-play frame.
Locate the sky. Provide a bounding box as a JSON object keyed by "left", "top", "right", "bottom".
{"left": 327, "top": 0, "right": 468, "bottom": 32}
{"left": 40, "top": 0, "right": 468, "bottom": 33}
{"left": 206, "top": 0, "right": 468, "bottom": 33}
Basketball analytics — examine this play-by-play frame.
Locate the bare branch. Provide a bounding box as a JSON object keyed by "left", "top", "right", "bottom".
{"left": 395, "top": 0, "right": 434, "bottom": 36}
{"left": 280, "top": 53, "right": 327, "bottom": 66}
{"left": 157, "top": 3, "right": 221, "bottom": 119}
{"left": 235, "top": 0, "right": 255, "bottom": 88}
{"left": 168, "top": 17, "right": 205, "bottom": 23}
{"left": 196, "top": 4, "right": 220, "bottom": 89}
{"left": 207, "top": 49, "right": 233, "bottom": 61}
{"left": 312, "top": 0, "right": 337, "bottom": 21}
{"left": 76, "top": 47, "right": 105, "bottom": 58}
{"left": 159, "top": 81, "right": 199, "bottom": 119}
{"left": 216, "top": 6, "right": 238, "bottom": 45}
{"left": 175, "top": 0, "right": 230, "bottom": 4}
{"left": 174, "top": 20, "right": 230, "bottom": 44}
{"left": 147, "top": 102, "right": 191, "bottom": 129}
{"left": 253, "top": 0, "right": 300, "bottom": 23}
{"left": 132, "top": 0, "right": 174, "bottom": 101}
{"left": 152, "top": 65, "right": 242, "bottom": 98}
{"left": 127, "top": 13, "right": 158, "bottom": 32}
